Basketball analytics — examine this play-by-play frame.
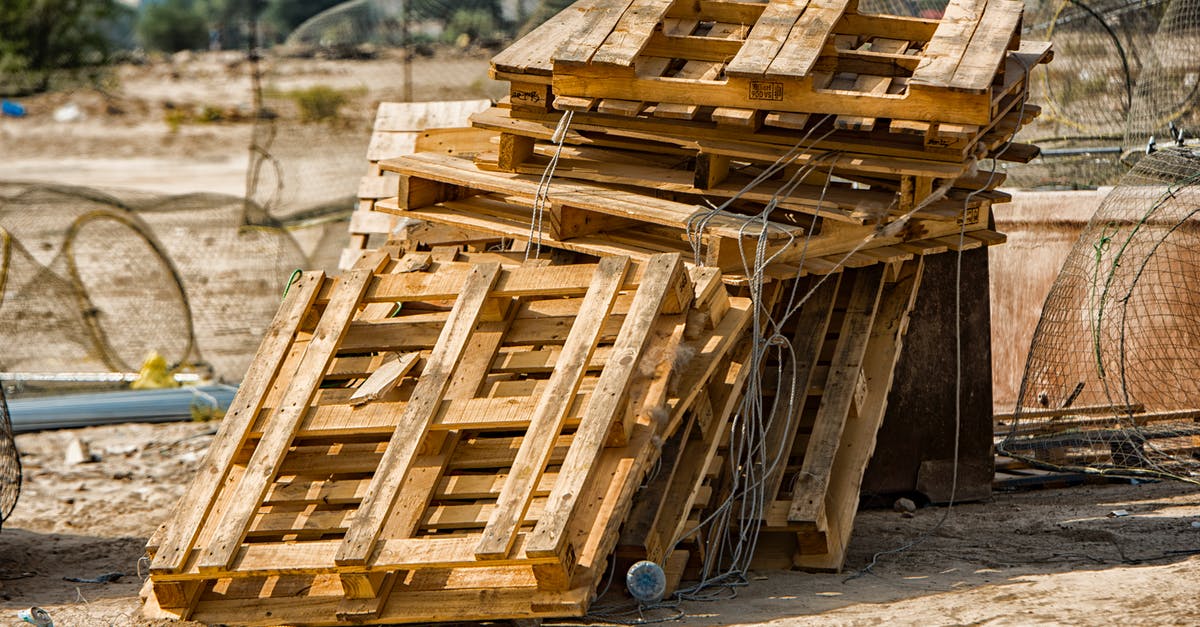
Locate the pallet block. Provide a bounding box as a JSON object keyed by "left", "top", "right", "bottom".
{"left": 145, "top": 248, "right": 754, "bottom": 624}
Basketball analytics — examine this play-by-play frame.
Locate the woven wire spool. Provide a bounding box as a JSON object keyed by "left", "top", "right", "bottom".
{"left": 0, "top": 189, "right": 116, "bottom": 373}
{"left": 1001, "top": 147, "right": 1200, "bottom": 480}
{"left": 0, "top": 185, "right": 193, "bottom": 372}
{"left": 59, "top": 210, "right": 194, "bottom": 371}
{"left": 135, "top": 193, "right": 307, "bottom": 378}
{"left": 0, "top": 184, "right": 309, "bottom": 380}
{"left": 0, "top": 384, "right": 20, "bottom": 528}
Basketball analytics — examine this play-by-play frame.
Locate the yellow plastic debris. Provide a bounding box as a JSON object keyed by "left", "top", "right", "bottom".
{"left": 130, "top": 352, "right": 179, "bottom": 390}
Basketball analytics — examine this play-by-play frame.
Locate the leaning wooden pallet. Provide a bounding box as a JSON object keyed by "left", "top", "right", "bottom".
{"left": 702, "top": 258, "right": 924, "bottom": 572}
{"left": 144, "top": 247, "right": 753, "bottom": 625}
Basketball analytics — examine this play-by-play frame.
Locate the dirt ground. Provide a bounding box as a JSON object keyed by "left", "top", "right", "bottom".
{"left": 2, "top": 52, "right": 1199, "bottom": 626}
{"left": 1, "top": 420, "right": 1198, "bottom": 626}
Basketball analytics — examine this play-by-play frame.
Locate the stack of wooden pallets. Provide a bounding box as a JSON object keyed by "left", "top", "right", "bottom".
{"left": 146, "top": 0, "right": 1050, "bottom": 623}
{"left": 366, "top": 0, "right": 1050, "bottom": 280}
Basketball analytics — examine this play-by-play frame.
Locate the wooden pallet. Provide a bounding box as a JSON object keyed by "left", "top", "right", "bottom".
{"left": 370, "top": 151, "right": 1005, "bottom": 280}
{"left": 493, "top": 0, "right": 1051, "bottom": 128}
{"left": 342, "top": 100, "right": 496, "bottom": 270}
{"left": 700, "top": 258, "right": 923, "bottom": 572}
{"left": 144, "top": 247, "right": 753, "bottom": 624}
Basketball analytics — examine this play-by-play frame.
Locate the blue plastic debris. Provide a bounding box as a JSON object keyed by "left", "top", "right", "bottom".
{"left": 1, "top": 100, "right": 26, "bottom": 118}
{"left": 626, "top": 560, "right": 667, "bottom": 604}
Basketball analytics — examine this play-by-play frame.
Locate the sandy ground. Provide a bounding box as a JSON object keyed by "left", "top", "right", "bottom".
{"left": 0, "top": 421, "right": 1198, "bottom": 626}
{"left": 2, "top": 52, "right": 1199, "bottom": 626}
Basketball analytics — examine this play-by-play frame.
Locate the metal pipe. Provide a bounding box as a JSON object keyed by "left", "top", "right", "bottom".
{"left": 0, "top": 372, "right": 202, "bottom": 383}
{"left": 5, "top": 385, "right": 238, "bottom": 433}
{"left": 1039, "top": 146, "right": 1124, "bottom": 156}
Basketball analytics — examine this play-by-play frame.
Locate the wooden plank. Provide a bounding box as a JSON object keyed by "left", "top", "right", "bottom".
{"left": 949, "top": 0, "right": 1023, "bottom": 93}
{"left": 597, "top": 99, "right": 648, "bottom": 116}
{"left": 335, "top": 263, "right": 503, "bottom": 567}
{"left": 766, "top": 0, "right": 855, "bottom": 78}
{"left": 525, "top": 254, "right": 684, "bottom": 560}
{"left": 194, "top": 253, "right": 387, "bottom": 573}
{"left": 380, "top": 152, "right": 799, "bottom": 240}
{"left": 320, "top": 261, "right": 645, "bottom": 305}
{"left": 664, "top": 0, "right": 765, "bottom": 23}
{"left": 591, "top": 0, "right": 676, "bottom": 67}
{"left": 726, "top": 0, "right": 811, "bottom": 77}
{"left": 788, "top": 265, "right": 884, "bottom": 524}
{"left": 348, "top": 352, "right": 420, "bottom": 406}
{"left": 711, "top": 107, "right": 761, "bottom": 129}
{"left": 149, "top": 270, "right": 324, "bottom": 573}
{"left": 548, "top": 60, "right": 994, "bottom": 125}
{"left": 909, "top": 0, "right": 988, "bottom": 88}
{"left": 493, "top": 0, "right": 607, "bottom": 75}
{"left": 373, "top": 100, "right": 492, "bottom": 132}
{"left": 765, "top": 111, "right": 811, "bottom": 129}
{"left": 834, "top": 74, "right": 892, "bottom": 131}
{"left": 553, "top": 0, "right": 640, "bottom": 64}
{"left": 474, "top": 257, "right": 632, "bottom": 560}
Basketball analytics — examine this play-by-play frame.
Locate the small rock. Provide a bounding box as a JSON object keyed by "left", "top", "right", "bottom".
{"left": 1190, "top": 521, "right": 1200, "bottom": 529}
{"left": 64, "top": 438, "right": 98, "bottom": 465}
{"left": 893, "top": 497, "right": 917, "bottom": 514}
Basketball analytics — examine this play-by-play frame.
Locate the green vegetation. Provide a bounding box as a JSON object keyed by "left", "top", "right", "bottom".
{"left": 444, "top": 8, "right": 500, "bottom": 44}
{"left": 137, "top": 0, "right": 209, "bottom": 52}
{"left": 0, "top": 0, "right": 126, "bottom": 95}
{"left": 287, "top": 85, "right": 354, "bottom": 122}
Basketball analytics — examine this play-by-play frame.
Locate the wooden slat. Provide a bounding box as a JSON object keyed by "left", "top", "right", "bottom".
{"left": 788, "top": 265, "right": 884, "bottom": 524}
{"left": 591, "top": 0, "right": 676, "bottom": 67}
{"left": 149, "top": 271, "right": 324, "bottom": 573}
{"left": 319, "top": 261, "right": 646, "bottom": 305}
{"left": 336, "top": 263, "right": 503, "bottom": 567}
{"left": 526, "top": 253, "right": 683, "bottom": 560}
{"left": 553, "top": 0, "right": 640, "bottom": 64}
{"left": 348, "top": 352, "right": 419, "bottom": 406}
{"left": 909, "top": 0, "right": 988, "bottom": 88}
{"left": 493, "top": 0, "right": 608, "bottom": 75}
{"left": 380, "top": 152, "right": 798, "bottom": 240}
{"left": 762, "top": 276, "right": 841, "bottom": 503}
{"left": 766, "top": 0, "right": 855, "bottom": 78}
{"left": 195, "top": 252, "right": 388, "bottom": 573}
{"left": 474, "top": 256, "right": 632, "bottom": 560}
{"left": 949, "top": 0, "right": 1023, "bottom": 92}
{"left": 726, "top": 0, "right": 811, "bottom": 77}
